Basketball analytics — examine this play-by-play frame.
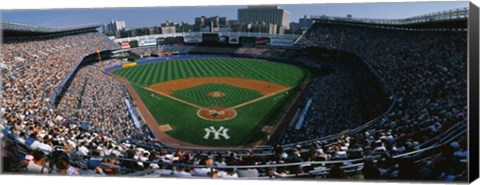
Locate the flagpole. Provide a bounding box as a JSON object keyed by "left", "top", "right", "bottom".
{"left": 95, "top": 35, "right": 102, "bottom": 70}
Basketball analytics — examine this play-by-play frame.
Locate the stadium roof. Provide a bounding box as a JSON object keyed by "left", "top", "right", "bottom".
{"left": 1, "top": 22, "right": 103, "bottom": 39}
{"left": 310, "top": 7, "right": 468, "bottom": 27}
{"left": 1, "top": 22, "right": 102, "bottom": 32}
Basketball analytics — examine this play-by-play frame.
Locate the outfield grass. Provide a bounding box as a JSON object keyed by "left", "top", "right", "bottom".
{"left": 113, "top": 58, "right": 305, "bottom": 87}
{"left": 171, "top": 83, "right": 263, "bottom": 108}
{"left": 114, "top": 57, "right": 308, "bottom": 146}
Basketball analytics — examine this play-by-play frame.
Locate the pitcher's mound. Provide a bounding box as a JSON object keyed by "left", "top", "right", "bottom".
{"left": 197, "top": 106, "right": 237, "bottom": 121}
{"left": 208, "top": 91, "right": 225, "bottom": 98}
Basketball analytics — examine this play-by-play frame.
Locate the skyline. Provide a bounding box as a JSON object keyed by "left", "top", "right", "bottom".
{"left": 1, "top": 1, "right": 469, "bottom": 29}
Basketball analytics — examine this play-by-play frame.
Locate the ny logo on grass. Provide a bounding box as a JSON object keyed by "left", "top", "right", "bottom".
{"left": 203, "top": 126, "right": 230, "bottom": 140}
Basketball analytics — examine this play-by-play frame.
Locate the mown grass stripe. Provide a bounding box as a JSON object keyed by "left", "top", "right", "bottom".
{"left": 115, "top": 57, "right": 305, "bottom": 86}
{"left": 145, "top": 64, "right": 154, "bottom": 85}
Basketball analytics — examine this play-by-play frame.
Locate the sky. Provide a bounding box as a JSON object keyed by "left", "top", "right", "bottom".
{"left": 1, "top": 1, "right": 469, "bottom": 29}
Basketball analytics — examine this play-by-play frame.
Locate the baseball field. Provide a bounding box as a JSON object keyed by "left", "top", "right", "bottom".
{"left": 112, "top": 57, "right": 309, "bottom": 147}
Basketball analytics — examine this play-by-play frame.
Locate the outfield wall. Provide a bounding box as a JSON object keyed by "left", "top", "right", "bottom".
{"left": 103, "top": 54, "right": 230, "bottom": 73}
{"left": 103, "top": 53, "right": 318, "bottom": 74}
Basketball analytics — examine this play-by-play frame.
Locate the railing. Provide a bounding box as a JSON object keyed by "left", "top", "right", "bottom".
{"left": 1, "top": 118, "right": 466, "bottom": 178}
{"left": 416, "top": 120, "right": 467, "bottom": 149}
{"left": 121, "top": 132, "right": 465, "bottom": 177}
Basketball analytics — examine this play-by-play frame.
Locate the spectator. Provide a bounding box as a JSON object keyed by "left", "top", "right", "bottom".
{"left": 327, "top": 165, "right": 349, "bottom": 179}
{"left": 103, "top": 154, "right": 118, "bottom": 175}
{"left": 172, "top": 165, "right": 192, "bottom": 177}
{"left": 362, "top": 159, "right": 380, "bottom": 179}
{"left": 26, "top": 150, "right": 48, "bottom": 174}
{"left": 79, "top": 159, "right": 106, "bottom": 176}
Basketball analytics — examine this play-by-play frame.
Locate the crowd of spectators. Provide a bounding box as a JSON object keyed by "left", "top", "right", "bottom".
{"left": 0, "top": 32, "right": 134, "bottom": 172}
{"left": 296, "top": 23, "right": 467, "bottom": 145}
{"left": 0, "top": 22, "right": 469, "bottom": 182}
{"left": 56, "top": 59, "right": 145, "bottom": 143}
{"left": 157, "top": 45, "right": 194, "bottom": 54}
{"left": 292, "top": 22, "right": 467, "bottom": 180}
{"left": 234, "top": 47, "right": 302, "bottom": 60}
{"left": 129, "top": 47, "right": 166, "bottom": 57}
{"left": 280, "top": 58, "right": 388, "bottom": 144}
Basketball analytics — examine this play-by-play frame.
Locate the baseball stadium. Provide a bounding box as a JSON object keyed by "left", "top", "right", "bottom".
{"left": 0, "top": 4, "right": 477, "bottom": 183}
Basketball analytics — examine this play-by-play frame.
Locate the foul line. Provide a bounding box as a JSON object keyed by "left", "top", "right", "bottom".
{"left": 136, "top": 82, "right": 292, "bottom": 113}
{"left": 150, "top": 93, "right": 163, "bottom": 100}
{"left": 146, "top": 87, "right": 205, "bottom": 109}
{"left": 129, "top": 82, "right": 205, "bottom": 109}
{"left": 227, "top": 87, "right": 291, "bottom": 110}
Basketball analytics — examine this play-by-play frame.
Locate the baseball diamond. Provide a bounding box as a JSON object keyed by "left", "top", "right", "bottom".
{"left": 112, "top": 57, "right": 309, "bottom": 146}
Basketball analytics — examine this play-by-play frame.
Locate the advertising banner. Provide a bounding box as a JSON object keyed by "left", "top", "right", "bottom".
{"left": 269, "top": 38, "right": 294, "bottom": 47}
{"left": 173, "top": 36, "right": 185, "bottom": 45}
{"left": 129, "top": 40, "right": 139, "bottom": 48}
{"left": 157, "top": 38, "right": 166, "bottom": 45}
{"left": 139, "top": 39, "right": 157, "bottom": 46}
{"left": 120, "top": 41, "right": 130, "bottom": 49}
{"left": 219, "top": 36, "right": 229, "bottom": 43}
{"left": 163, "top": 37, "right": 184, "bottom": 45}
{"left": 122, "top": 62, "right": 137, "bottom": 68}
{"left": 184, "top": 33, "right": 203, "bottom": 43}
{"left": 239, "top": 36, "right": 256, "bottom": 47}
{"left": 228, "top": 37, "right": 239, "bottom": 44}
{"left": 255, "top": 37, "right": 270, "bottom": 46}
{"left": 202, "top": 33, "right": 219, "bottom": 43}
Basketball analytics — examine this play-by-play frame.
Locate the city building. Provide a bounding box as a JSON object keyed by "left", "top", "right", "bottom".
{"left": 208, "top": 16, "right": 228, "bottom": 28}
{"left": 288, "top": 15, "right": 316, "bottom": 34}
{"left": 238, "top": 6, "right": 291, "bottom": 29}
{"left": 299, "top": 16, "right": 315, "bottom": 29}
{"left": 161, "top": 21, "right": 176, "bottom": 34}
{"left": 194, "top": 16, "right": 208, "bottom": 31}
{"left": 228, "top": 19, "right": 238, "bottom": 26}
{"left": 103, "top": 20, "right": 126, "bottom": 35}
{"left": 231, "top": 23, "right": 252, "bottom": 32}
{"left": 289, "top": 22, "right": 301, "bottom": 31}
{"left": 194, "top": 16, "right": 229, "bottom": 32}
{"left": 250, "top": 22, "right": 278, "bottom": 34}
{"left": 175, "top": 22, "right": 193, "bottom": 33}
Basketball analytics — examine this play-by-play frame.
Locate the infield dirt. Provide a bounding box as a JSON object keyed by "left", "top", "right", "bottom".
{"left": 148, "top": 77, "right": 287, "bottom": 96}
